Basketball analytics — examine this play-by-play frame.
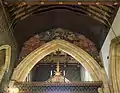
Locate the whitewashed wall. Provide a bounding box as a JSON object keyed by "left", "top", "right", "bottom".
{"left": 100, "top": 7, "right": 120, "bottom": 77}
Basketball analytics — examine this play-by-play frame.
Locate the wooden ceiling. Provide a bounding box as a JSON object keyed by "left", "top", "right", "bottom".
{"left": 2, "top": 0, "right": 120, "bottom": 52}
{"left": 4, "top": 1, "right": 119, "bottom": 26}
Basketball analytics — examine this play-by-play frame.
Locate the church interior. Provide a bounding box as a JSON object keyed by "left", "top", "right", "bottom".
{"left": 0, "top": 0, "right": 120, "bottom": 93}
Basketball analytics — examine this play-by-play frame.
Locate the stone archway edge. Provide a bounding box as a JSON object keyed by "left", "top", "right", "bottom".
{"left": 11, "top": 40, "right": 103, "bottom": 82}
{"left": 0, "top": 45, "right": 11, "bottom": 83}
{"left": 110, "top": 37, "right": 120, "bottom": 93}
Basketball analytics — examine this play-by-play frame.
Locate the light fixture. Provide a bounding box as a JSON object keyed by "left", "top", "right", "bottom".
{"left": 114, "top": 2, "right": 118, "bottom": 5}
{"left": 41, "top": 2, "right": 44, "bottom": 5}
{"left": 59, "top": 2, "right": 63, "bottom": 4}
{"left": 96, "top": 2, "right": 100, "bottom": 5}
{"left": 78, "top": 2, "right": 82, "bottom": 5}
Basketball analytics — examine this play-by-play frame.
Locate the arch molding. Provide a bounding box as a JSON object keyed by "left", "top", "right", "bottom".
{"left": 11, "top": 40, "right": 102, "bottom": 82}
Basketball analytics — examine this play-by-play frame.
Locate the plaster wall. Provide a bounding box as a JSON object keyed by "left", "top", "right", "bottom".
{"left": 100, "top": 7, "right": 120, "bottom": 77}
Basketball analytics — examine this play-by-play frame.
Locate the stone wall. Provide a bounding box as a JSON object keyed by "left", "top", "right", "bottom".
{"left": 0, "top": 5, "right": 18, "bottom": 92}
{"left": 109, "top": 37, "right": 120, "bottom": 93}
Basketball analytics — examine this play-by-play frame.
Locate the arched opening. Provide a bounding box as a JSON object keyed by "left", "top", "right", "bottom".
{"left": 11, "top": 39, "right": 102, "bottom": 82}
{"left": 30, "top": 51, "right": 93, "bottom": 82}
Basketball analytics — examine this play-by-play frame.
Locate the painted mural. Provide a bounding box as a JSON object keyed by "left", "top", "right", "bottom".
{"left": 18, "top": 28, "right": 102, "bottom": 66}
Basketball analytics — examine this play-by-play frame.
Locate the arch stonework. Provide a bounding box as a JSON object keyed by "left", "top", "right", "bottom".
{"left": 0, "top": 45, "right": 11, "bottom": 83}
{"left": 110, "top": 37, "right": 120, "bottom": 93}
{"left": 11, "top": 40, "right": 109, "bottom": 92}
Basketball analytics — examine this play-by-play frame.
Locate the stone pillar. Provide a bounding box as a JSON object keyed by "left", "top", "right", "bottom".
{"left": 110, "top": 37, "right": 120, "bottom": 93}
{"left": 0, "top": 3, "right": 18, "bottom": 92}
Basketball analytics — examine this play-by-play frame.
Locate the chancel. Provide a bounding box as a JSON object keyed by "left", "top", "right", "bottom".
{"left": 0, "top": 0, "right": 120, "bottom": 93}
{"left": 46, "top": 61, "right": 70, "bottom": 83}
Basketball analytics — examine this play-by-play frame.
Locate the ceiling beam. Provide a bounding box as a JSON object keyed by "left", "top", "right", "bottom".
{"left": 4, "top": 1, "right": 120, "bottom": 6}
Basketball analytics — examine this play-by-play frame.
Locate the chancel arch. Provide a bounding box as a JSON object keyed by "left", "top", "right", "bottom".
{"left": 11, "top": 39, "right": 102, "bottom": 82}
{"left": 10, "top": 39, "right": 111, "bottom": 93}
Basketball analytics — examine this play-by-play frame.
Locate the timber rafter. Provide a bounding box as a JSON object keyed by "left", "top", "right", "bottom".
{"left": 3, "top": 1, "right": 119, "bottom": 26}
